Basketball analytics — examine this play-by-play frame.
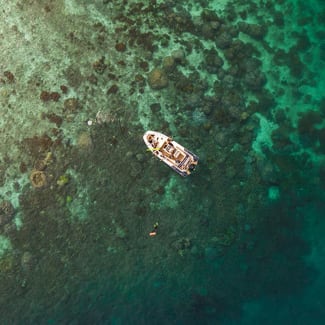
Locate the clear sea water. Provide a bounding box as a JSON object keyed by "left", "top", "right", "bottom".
{"left": 0, "top": 0, "right": 324, "bottom": 324}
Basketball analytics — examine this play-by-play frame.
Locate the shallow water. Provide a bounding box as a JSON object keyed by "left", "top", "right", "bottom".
{"left": 0, "top": 0, "right": 324, "bottom": 324}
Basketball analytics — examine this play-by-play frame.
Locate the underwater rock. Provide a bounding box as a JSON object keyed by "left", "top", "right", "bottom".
{"left": 92, "top": 56, "right": 107, "bottom": 74}
{"left": 244, "top": 70, "right": 266, "bottom": 90}
{"left": 215, "top": 32, "right": 232, "bottom": 49}
{"left": 22, "top": 135, "right": 53, "bottom": 157}
{"left": 204, "top": 49, "right": 224, "bottom": 74}
{"left": 44, "top": 113, "right": 63, "bottom": 127}
{"left": 185, "top": 93, "right": 202, "bottom": 108}
{"left": 162, "top": 56, "right": 175, "bottom": 72}
{"left": 107, "top": 84, "right": 119, "bottom": 95}
{"left": 238, "top": 22, "right": 267, "bottom": 39}
{"left": 148, "top": 68, "right": 168, "bottom": 89}
{"left": 223, "top": 75, "right": 236, "bottom": 89}
{"left": 87, "top": 74, "right": 98, "bottom": 85}
{"left": 139, "top": 60, "right": 149, "bottom": 71}
{"left": 224, "top": 39, "right": 253, "bottom": 63}
{"left": 173, "top": 71, "right": 195, "bottom": 93}
{"left": 40, "top": 91, "right": 61, "bottom": 102}
{"left": 33, "top": 152, "right": 53, "bottom": 171}
{"left": 171, "top": 49, "right": 185, "bottom": 64}
{"left": 115, "top": 42, "right": 126, "bottom": 52}
{"left": 63, "top": 98, "right": 79, "bottom": 113}
{"left": 221, "top": 91, "right": 245, "bottom": 119}
{"left": 30, "top": 170, "right": 47, "bottom": 188}
{"left": 60, "top": 85, "right": 68, "bottom": 94}
{"left": 243, "top": 57, "right": 262, "bottom": 72}
{"left": 202, "top": 20, "right": 221, "bottom": 39}
{"left": 33, "top": 159, "right": 47, "bottom": 171}
{"left": 150, "top": 103, "right": 161, "bottom": 113}
{"left": 4, "top": 70, "right": 15, "bottom": 83}
{"left": 0, "top": 201, "right": 15, "bottom": 227}
{"left": 199, "top": 9, "right": 223, "bottom": 37}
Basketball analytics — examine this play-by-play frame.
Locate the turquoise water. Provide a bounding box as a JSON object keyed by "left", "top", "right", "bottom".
{"left": 0, "top": 0, "right": 324, "bottom": 323}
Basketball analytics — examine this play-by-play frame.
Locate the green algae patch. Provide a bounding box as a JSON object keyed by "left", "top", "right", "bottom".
{"left": 57, "top": 174, "right": 70, "bottom": 186}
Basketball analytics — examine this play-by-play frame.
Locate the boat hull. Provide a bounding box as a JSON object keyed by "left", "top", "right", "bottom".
{"left": 143, "top": 131, "right": 199, "bottom": 177}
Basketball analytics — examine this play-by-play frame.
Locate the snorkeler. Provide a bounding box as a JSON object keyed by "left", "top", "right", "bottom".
{"left": 149, "top": 222, "right": 159, "bottom": 237}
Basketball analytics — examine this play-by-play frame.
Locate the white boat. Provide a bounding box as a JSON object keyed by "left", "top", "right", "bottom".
{"left": 143, "top": 131, "right": 199, "bottom": 177}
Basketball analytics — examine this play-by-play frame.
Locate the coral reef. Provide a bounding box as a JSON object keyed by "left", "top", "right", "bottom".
{"left": 92, "top": 56, "right": 107, "bottom": 74}
{"left": 0, "top": 254, "right": 14, "bottom": 273}
{"left": 33, "top": 152, "right": 53, "bottom": 171}
{"left": 0, "top": 201, "right": 15, "bottom": 227}
{"left": 147, "top": 68, "right": 168, "bottom": 89}
{"left": 29, "top": 170, "right": 47, "bottom": 188}
{"left": 40, "top": 90, "right": 61, "bottom": 102}
{"left": 63, "top": 98, "right": 79, "bottom": 114}
{"left": 0, "top": 0, "right": 323, "bottom": 323}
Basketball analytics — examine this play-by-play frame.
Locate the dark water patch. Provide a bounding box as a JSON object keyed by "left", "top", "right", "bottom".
{"left": 297, "top": 110, "right": 323, "bottom": 148}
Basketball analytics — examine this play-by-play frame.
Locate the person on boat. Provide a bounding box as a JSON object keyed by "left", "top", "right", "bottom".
{"left": 148, "top": 135, "right": 159, "bottom": 149}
